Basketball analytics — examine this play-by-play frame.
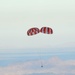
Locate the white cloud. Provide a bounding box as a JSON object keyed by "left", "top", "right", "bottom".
{"left": 0, "top": 56, "right": 75, "bottom": 75}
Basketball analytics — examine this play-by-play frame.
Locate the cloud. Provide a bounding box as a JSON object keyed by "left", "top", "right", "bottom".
{"left": 0, "top": 56, "right": 75, "bottom": 75}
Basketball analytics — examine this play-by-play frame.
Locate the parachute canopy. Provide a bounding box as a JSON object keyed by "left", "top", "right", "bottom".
{"left": 27, "top": 27, "right": 39, "bottom": 36}
{"left": 27, "top": 27, "right": 53, "bottom": 36}
{"left": 40, "top": 27, "right": 53, "bottom": 34}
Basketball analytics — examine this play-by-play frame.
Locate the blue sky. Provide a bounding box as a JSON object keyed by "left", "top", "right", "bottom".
{"left": 0, "top": 0, "right": 75, "bottom": 75}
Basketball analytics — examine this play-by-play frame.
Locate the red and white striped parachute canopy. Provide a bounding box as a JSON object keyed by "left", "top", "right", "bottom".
{"left": 40, "top": 27, "right": 53, "bottom": 34}
{"left": 27, "top": 27, "right": 53, "bottom": 36}
{"left": 27, "top": 27, "right": 39, "bottom": 36}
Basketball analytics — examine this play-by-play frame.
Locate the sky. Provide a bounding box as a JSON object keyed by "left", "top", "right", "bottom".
{"left": 0, "top": 0, "right": 75, "bottom": 75}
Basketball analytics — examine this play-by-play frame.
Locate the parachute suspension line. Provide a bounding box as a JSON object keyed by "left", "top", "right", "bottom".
{"left": 38, "top": 50, "right": 43, "bottom": 68}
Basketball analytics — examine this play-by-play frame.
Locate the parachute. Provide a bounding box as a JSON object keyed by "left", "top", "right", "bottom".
{"left": 27, "top": 27, "right": 53, "bottom": 36}
{"left": 27, "top": 27, "right": 39, "bottom": 36}
{"left": 40, "top": 27, "right": 53, "bottom": 34}
{"left": 27, "top": 26, "right": 53, "bottom": 67}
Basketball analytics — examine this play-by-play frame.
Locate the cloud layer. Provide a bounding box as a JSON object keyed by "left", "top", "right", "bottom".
{"left": 0, "top": 56, "right": 75, "bottom": 75}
